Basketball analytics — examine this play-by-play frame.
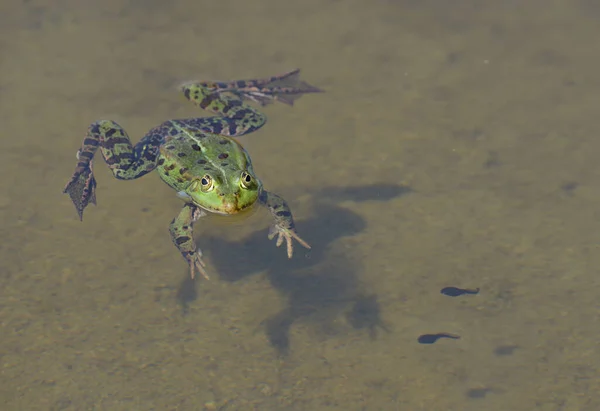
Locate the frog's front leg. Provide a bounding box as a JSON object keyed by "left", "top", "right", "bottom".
{"left": 63, "top": 120, "right": 161, "bottom": 220}
{"left": 169, "top": 203, "right": 209, "bottom": 280}
{"left": 259, "top": 190, "right": 311, "bottom": 258}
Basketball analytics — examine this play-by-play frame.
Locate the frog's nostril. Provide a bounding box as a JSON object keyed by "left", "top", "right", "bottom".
{"left": 219, "top": 193, "right": 225, "bottom": 196}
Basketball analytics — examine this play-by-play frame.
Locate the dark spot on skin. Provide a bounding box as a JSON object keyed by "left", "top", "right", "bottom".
{"left": 102, "top": 136, "right": 129, "bottom": 149}
{"left": 105, "top": 128, "right": 117, "bottom": 137}
{"left": 176, "top": 236, "right": 190, "bottom": 245}
{"left": 157, "top": 158, "right": 165, "bottom": 166}
{"left": 184, "top": 89, "right": 190, "bottom": 99}
{"left": 191, "top": 144, "right": 201, "bottom": 151}
{"left": 78, "top": 151, "right": 93, "bottom": 160}
{"left": 182, "top": 225, "right": 189, "bottom": 230}
{"left": 177, "top": 152, "right": 186, "bottom": 157}
{"left": 165, "top": 164, "right": 176, "bottom": 171}
{"left": 164, "top": 171, "right": 170, "bottom": 177}
{"left": 466, "top": 388, "right": 492, "bottom": 399}
{"left": 196, "top": 159, "right": 207, "bottom": 165}
{"left": 83, "top": 138, "right": 99, "bottom": 147}
{"left": 166, "top": 145, "right": 175, "bottom": 150}
{"left": 440, "top": 287, "right": 480, "bottom": 297}
{"left": 219, "top": 140, "right": 228, "bottom": 145}
{"left": 494, "top": 345, "right": 519, "bottom": 356}
{"left": 276, "top": 210, "right": 292, "bottom": 217}
{"left": 220, "top": 162, "right": 229, "bottom": 167}
{"left": 177, "top": 178, "right": 184, "bottom": 183}
{"left": 417, "top": 333, "right": 460, "bottom": 344}
{"left": 179, "top": 167, "right": 188, "bottom": 174}
{"left": 218, "top": 153, "right": 229, "bottom": 159}
{"left": 169, "top": 128, "right": 178, "bottom": 136}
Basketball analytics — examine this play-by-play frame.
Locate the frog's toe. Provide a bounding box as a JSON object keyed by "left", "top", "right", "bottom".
{"left": 188, "top": 251, "right": 209, "bottom": 280}
{"left": 268, "top": 226, "right": 311, "bottom": 258}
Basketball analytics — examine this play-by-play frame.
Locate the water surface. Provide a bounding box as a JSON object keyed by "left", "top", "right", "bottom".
{"left": 2, "top": 1, "right": 600, "bottom": 410}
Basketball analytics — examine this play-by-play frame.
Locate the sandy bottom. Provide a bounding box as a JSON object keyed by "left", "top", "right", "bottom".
{"left": 1, "top": 1, "right": 600, "bottom": 410}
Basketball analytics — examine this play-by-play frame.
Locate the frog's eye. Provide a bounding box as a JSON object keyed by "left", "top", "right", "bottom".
{"left": 199, "top": 175, "right": 214, "bottom": 192}
{"left": 240, "top": 171, "right": 254, "bottom": 189}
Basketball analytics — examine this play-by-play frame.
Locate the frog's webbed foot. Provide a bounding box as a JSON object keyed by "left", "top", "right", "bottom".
{"left": 63, "top": 151, "right": 97, "bottom": 221}
{"left": 185, "top": 249, "right": 209, "bottom": 281}
{"left": 169, "top": 204, "right": 209, "bottom": 280}
{"left": 268, "top": 224, "right": 311, "bottom": 258}
{"left": 208, "top": 69, "right": 323, "bottom": 106}
{"left": 259, "top": 190, "right": 311, "bottom": 258}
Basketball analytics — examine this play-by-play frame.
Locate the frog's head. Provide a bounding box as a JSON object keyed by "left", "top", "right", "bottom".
{"left": 183, "top": 170, "right": 262, "bottom": 215}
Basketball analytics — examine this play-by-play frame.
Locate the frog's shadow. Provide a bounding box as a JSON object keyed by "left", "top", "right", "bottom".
{"left": 178, "top": 183, "right": 411, "bottom": 354}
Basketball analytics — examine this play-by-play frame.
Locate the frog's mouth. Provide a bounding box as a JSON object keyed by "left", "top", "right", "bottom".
{"left": 202, "top": 196, "right": 257, "bottom": 215}
{"left": 209, "top": 203, "right": 260, "bottom": 225}
{"left": 215, "top": 202, "right": 244, "bottom": 214}
{"left": 202, "top": 200, "right": 257, "bottom": 216}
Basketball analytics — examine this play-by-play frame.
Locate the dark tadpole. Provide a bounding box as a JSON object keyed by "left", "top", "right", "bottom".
{"left": 417, "top": 333, "right": 460, "bottom": 344}
{"left": 440, "top": 286, "right": 480, "bottom": 297}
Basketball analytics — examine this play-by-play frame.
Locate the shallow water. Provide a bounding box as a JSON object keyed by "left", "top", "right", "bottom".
{"left": 2, "top": 0, "right": 600, "bottom": 410}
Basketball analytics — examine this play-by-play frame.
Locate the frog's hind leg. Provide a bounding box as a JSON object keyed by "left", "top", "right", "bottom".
{"left": 63, "top": 120, "right": 161, "bottom": 220}
{"left": 179, "top": 69, "right": 323, "bottom": 137}
{"left": 63, "top": 148, "right": 98, "bottom": 220}
{"left": 233, "top": 69, "right": 323, "bottom": 106}
{"left": 199, "top": 69, "right": 324, "bottom": 106}
{"left": 198, "top": 69, "right": 303, "bottom": 93}
{"left": 179, "top": 84, "right": 268, "bottom": 137}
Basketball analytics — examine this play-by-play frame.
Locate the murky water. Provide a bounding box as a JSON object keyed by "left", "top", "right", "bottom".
{"left": 2, "top": 0, "right": 600, "bottom": 410}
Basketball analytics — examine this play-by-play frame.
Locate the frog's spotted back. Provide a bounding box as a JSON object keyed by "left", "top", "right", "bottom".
{"left": 63, "top": 69, "right": 322, "bottom": 279}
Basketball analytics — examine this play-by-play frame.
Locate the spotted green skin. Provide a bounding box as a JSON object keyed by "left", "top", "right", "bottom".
{"left": 64, "top": 69, "right": 321, "bottom": 279}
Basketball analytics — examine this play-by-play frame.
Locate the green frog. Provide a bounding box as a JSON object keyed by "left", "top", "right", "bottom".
{"left": 64, "top": 69, "right": 322, "bottom": 280}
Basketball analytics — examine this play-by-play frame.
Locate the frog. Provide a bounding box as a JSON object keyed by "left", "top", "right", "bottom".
{"left": 63, "top": 69, "right": 322, "bottom": 280}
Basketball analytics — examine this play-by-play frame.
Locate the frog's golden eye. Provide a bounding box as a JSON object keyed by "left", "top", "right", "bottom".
{"left": 199, "top": 175, "right": 214, "bottom": 192}
{"left": 240, "top": 171, "right": 254, "bottom": 189}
